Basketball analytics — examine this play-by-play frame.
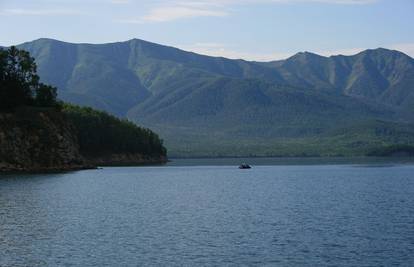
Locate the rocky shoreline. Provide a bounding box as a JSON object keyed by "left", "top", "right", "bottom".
{"left": 0, "top": 154, "right": 167, "bottom": 174}
{"left": 87, "top": 154, "right": 168, "bottom": 167}
{"left": 0, "top": 163, "right": 95, "bottom": 174}
{"left": 0, "top": 109, "right": 167, "bottom": 174}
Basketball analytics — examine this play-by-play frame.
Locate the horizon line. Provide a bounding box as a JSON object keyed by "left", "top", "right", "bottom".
{"left": 4, "top": 37, "right": 412, "bottom": 63}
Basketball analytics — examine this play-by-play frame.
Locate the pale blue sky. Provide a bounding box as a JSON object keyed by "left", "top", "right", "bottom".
{"left": 1, "top": 0, "right": 413, "bottom": 60}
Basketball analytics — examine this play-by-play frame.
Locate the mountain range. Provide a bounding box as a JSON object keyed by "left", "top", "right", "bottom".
{"left": 15, "top": 38, "right": 414, "bottom": 156}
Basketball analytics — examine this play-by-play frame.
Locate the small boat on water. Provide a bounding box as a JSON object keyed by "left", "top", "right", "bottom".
{"left": 239, "top": 163, "right": 251, "bottom": 169}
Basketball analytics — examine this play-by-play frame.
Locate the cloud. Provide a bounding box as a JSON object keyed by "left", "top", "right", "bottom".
{"left": 179, "top": 42, "right": 293, "bottom": 61}
{"left": 110, "top": 0, "right": 130, "bottom": 4}
{"left": 180, "top": 43, "right": 375, "bottom": 61}
{"left": 0, "top": 8, "right": 83, "bottom": 16}
{"left": 117, "top": 0, "right": 376, "bottom": 24}
{"left": 179, "top": 41, "right": 414, "bottom": 62}
{"left": 163, "top": 0, "right": 377, "bottom": 6}
{"left": 118, "top": 2, "right": 228, "bottom": 23}
{"left": 265, "top": 0, "right": 376, "bottom": 3}
{"left": 142, "top": 6, "right": 228, "bottom": 22}
{"left": 315, "top": 47, "right": 366, "bottom": 57}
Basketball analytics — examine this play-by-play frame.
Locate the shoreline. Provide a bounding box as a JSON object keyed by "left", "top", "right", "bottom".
{"left": 0, "top": 157, "right": 167, "bottom": 174}
{"left": 3, "top": 156, "right": 414, "bottom": 174}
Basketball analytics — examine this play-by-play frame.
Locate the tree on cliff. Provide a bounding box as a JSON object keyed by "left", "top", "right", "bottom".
{"left": 0, "top": 46, "right": 57, "bottom": 110}
{"left": 0, "top": 47, "right": 167, "bottom": 161}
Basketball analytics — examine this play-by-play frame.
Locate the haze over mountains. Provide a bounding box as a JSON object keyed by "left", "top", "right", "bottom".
{"left": 16, "top": 38, "right": 414, "bottom": 156}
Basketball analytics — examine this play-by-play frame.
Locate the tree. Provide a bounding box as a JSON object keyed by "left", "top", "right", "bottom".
{"left": 62, "top": 104, "right": 167, "bottom": 157}
{"left": 0, "top": 46, "right": 57, "bottom": 110}
{"left": 35, "top": 83, "right": 58, "bottom": 107}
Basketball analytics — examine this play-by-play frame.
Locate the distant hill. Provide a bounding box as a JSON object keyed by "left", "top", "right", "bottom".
{"left": 265, "top": 49, "right": 414, "bottom": 116}
{"left": 16, "top": 38, "right": 414, "bottom": 156}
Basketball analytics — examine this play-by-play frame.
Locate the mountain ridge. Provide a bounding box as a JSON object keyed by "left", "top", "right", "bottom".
{"left": 19, "top": 37, "right": 413, "bottom": 62}
{"left": 12, "top": 38, "right": 414, "bottom": 156}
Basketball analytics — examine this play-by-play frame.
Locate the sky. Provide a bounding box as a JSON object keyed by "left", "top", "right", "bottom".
{"left": 1, "top": 0, "right": 413, "bottom": 61}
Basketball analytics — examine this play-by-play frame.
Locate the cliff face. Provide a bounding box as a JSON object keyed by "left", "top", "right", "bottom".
{"left": 0, "top": 107, "right": 167, "bottom": 173}
{"left": 0, "top": 108, "right": 87, "bottom": 172}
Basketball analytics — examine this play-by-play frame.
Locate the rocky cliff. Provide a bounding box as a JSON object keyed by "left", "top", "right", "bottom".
{"left": 0, "top": 107, "right": 167, "bottom": 173}
{"left": 0, "top": 107, "right": 88, "bottom": 172}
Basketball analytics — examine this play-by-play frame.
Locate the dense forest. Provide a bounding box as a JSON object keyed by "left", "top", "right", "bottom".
{"left": 63, "top": 104, "right": 166, "bottom": 157}
{"left": 0, "top": 46, "right": 166, "bottom": 164}
{"left": 367, "top": 145, "right": 414, "bottom": 157}
{"left": 0, "top": 46, "right": 58, "bottom": 109}
{"left": 16, "top": 39, "right": 414, "bottom": 157}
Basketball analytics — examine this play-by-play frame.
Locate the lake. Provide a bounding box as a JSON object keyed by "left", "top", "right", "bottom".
{"left": 1, "top": 158, "right": 414, "bottom": 266}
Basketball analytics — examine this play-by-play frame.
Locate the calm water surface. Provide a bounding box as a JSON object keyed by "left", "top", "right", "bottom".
{"left": 1, "top": 159, "right": 414, "bottom": 266}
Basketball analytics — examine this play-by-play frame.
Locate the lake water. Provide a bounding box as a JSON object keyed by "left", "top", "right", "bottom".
{"left": 1, "top": 159, "right": 414, "bottom": 266}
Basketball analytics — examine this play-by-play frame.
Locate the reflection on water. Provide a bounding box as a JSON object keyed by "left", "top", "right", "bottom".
{"left": 167, "top": 156, "right": 414, "bottom": 166}
{"left": 1, "top": 161, "right": 414, "bottom": 266}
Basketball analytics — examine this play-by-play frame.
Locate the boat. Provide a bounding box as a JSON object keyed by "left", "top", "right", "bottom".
{"left": 239, "top": 163, "right": 251, "bottom": 169}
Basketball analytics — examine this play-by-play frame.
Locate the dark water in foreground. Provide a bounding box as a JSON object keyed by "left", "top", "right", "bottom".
{"left": 1, "top": 159, "right": 414, "bottom": 266}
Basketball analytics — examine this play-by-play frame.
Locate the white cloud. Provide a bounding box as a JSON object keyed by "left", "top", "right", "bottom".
{"left": 179, "top": 42, "right": 414, "bottom": 62}
{"left": 177, "top": 0, "right": 377, "bottom": 6}
{"left": 316, "top": 47, "right": 366, "bottom": 57}
{"left": 118, "top": 2, "right": 228, "bottom": 24}
{"left": 110, "top": 0, "right": 130, "bottom": 4}
{"left": 117, "top": 0, "right": 376, "bottom": 24}
{"left": 266, "top": 0, "right": 376, "bottom": 3}
{"left": 142, "top": 6, "right": 228, "bottom": 22}
{"left": 148, "top": 0, "right": 376, "bottom": 6}
{"left": 179, "top": 42, "right": 293, "bottom": 61}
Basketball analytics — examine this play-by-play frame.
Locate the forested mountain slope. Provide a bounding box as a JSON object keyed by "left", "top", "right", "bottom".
{"left": 16, "top": 38, "right": 414, "bottom": 156}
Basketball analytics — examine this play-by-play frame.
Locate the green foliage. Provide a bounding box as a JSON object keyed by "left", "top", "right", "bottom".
{"left": 0, "top": 47, "right": 36, "bottom": 108}
{"left": 0, "top": 46, "right": 58, "bottom": 110}
{"left": 62, "top": 104, "right": 166, "bottom": 157}
{"left": 0, "top": 46, "right": 166, "bottom": 159}
{"left": 17, "top": 39, "right": 414, "bottom": 120}
{"left": 15, "top": 39, "right": 414, "bottom": 157}
{"left": 35, "top": 83, "right": 58, "bottom": 107}
{"left": 366, "top": 145, "right": 414, "bottom": 157}
{"left": 160, "top": 119, "right": 414, "bottom": 157}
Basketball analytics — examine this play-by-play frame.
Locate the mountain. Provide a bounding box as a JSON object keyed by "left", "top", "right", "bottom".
{"left": 15, "top": 38, "right": 414, "bottom": 156}
{"left": 18, "top": 38, "right": 281, "bottom": 116}
{"left": 264, "top": 49, "right": 414, "bottom": 116}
